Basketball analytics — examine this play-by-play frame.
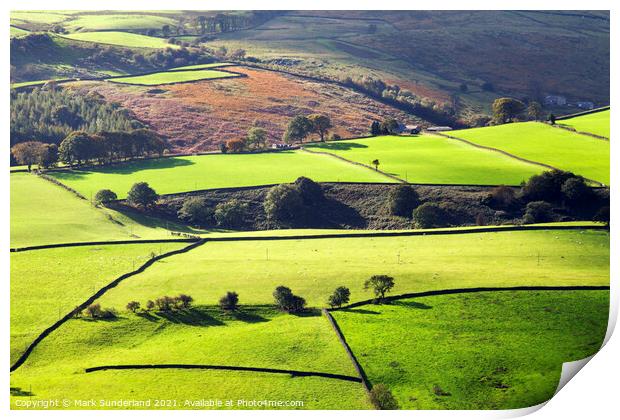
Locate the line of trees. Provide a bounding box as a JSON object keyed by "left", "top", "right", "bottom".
{"left": 57, "top": 129, "right": 166, "bottom": 166}
{"left": 283, "top": 114, "right": 333, "bottom": 143}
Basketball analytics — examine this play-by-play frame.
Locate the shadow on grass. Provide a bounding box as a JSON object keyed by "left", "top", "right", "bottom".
{"left": 50, "top": 157, "right": 196, "bottom": 181}
{"left": 227, "top": 308, "right": 269, "bottom": 324}
{"left": 289, "top": 308, "right": 322, "bottom": 318}
{"left": 393, "top": 300, "right": 433, "bottom": 310}
{"left": 156, "top": 308, "right": 225, "bottom": 327}
{"left": 107, "top": 204, "right": 205, "bottom": 235}
{"left": 11, "top": 387, "right": 34, "bottom": 397}
{"left": 341, "top": 308, "right": 381, "bottom": 315}
{"left": 307, "top": 142, "right": 369, "bottom": 151}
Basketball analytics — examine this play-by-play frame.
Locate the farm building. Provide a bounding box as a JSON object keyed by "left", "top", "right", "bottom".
{"left": 544, "top": 95, "right": 567, "bottom": 106}
{"left": 405, "top": 125, "right": 421, "bottom": 134}
{"left": 426, "top": 126, "right": 453, "bottom": 132}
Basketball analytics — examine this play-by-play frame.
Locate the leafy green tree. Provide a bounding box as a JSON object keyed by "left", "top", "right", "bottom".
{"left": 526, "top": 101, "right": 543, "bottom": 120}
{"left": 370, "top": 121, "right": 381, "bottom": 136}
{"left": 178, "top": 197, "right": 213, "bottom": 224}
{"left": 521, "top": 170, "right": 576, "bottom": 202}
{"left": 283, "top": 115, "right": 313, "bottom": 143}
{"left": 294, "top": 176, "right": 323, "bottom": 205}
{"left": 127, "top": 182, "right": 158, "bottom": 209}
{"left": 548, "top": 113, "right": 556, "bottom": 125}
{"left": 219, "top": 291, "right": 239, "bottom": 310}
{"left": 561, "top": 177, "right": 591, "bottom": 205}
{"left": 380, "top": 118, "right": 399, "bottom": 134}
{"left": 369, "top": 384, "right": 399, "bottom": 410}
{"left": 214, "top": 199, "right": 249, "bottom": 228}
{"left": 491, "top": 98, "right": 525, "bottom": 123}
{"left": 246, "top": 127, "right": 268, "bottom": 149}
{"left": 412, "top": 202, "right": 448, "bottom": 228}
{"left": 264, "top": 184, "right": 304, "bottom": 226}
{"left": 162, "top": 24, "right": 171, "bottom": 37}
{"left": 94, "top": 189, "right": 118, "bottom": 205}
{"left": 387, "top": 185, "right": 419, "bottom": 217}
{"left": 327, "top": 286, "right": 351, "bottom": 308}
{"left": 38, "top": 143, "right": 58, "bottom": 168}
{"left": 58, "top": 131, "right": 94, "bottom": 165}
{"left": 11, "top": 141, "right": 46, "bottom": 171}
{"left": 176, "top": 294, "right": 194, "bottom": 309}
{"left": 126, "top": 301, "right": 140, "bottom": 313}
{"left": 308, "top": 114, "right": 332, "bottom": 141}
{"left": 364, "top": 275, "right": 395, "bottom": 302}
{"left": 372, "top": 159, "right": 380, "bottom": 171}
{"left": 273, "top": 286, "right": 306, "bottom": 313}
{"left": 523, "top": 201, "right": 554, "bottom": 224}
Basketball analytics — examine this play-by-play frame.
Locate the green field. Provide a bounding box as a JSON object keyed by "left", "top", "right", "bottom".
{"left": 63, "top": 31, "right": 175, "bottom": 49}
{"left": 10, "top": 306, "right": 370, "bottom": 409}
{"left": 559, "top": 110, "right": 610, "bottom": 139}
{"left": 96, "top": 229, "right": 609, "bottom": 310}
{"left": 168, "top": 62, "right": 235, "bottom": 71}
{"left": 332, "top": 290, "right": 609, "bottom": 409}
{"left": 48, "top": 150, "right": 393, "bottom": 198}
{"left": 10, "top": 243, "right": 183, "bottom": 365}
{"left": 63, "top": 14, "right": 179, "bottom": 32}
{"left": 10, "top": 173, "right": 209, "bottom": 247}
{"left": 452, "top": 122, "right": 610, "bottom": 185}
{"left": 109, "top": 69, "right": 239, "bottom": 85}
{"left": 305, "top": 135, "right": 544, "bottom": 185}
{"left": 10, "top": 173, "right": 135, "bottom": 247}
{"left": 10, "top": 11, "right": 70, "bottom": 25}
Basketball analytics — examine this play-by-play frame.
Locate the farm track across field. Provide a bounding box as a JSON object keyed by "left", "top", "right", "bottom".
{"left": 433, "top": 132, "right": 604, "bottom": 186}
{"left": 9, "top": 239, "right": 207, "bottom": 372}
{"left": 9, "top": 224, "right": 607, "bottom": 253}
{"left": 84, "top": 364, "right": 362, "bottom": 383}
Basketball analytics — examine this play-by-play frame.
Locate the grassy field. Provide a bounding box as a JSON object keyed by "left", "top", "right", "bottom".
{"left": 10, "top": 173, "right": 134, "bottom": 248}
{"left": 10, "top": 173, "right": 208, "bottom": 247}
{"left": 305, "top": 135, "right": 544, "bottom": 185}
{"left": 10, "top": 11, "right": 70, "bottom": 25}
{"left": 452, "top": 122, "right": 610, "bottom": 185}
{"left": 169, "top": 62, "right": 235, "bottom": 71}
{"left": 48, "top": 150, "right": 393, "bottom": 198}
{"left": 62, "top": 13, "right": 179, "bottom": 32}
{"left": 10, "top": 306, "right": 370, "bottom": 409}
{"left": 10, "top": 243, "right": 183, "bottom": 366}
{"left": 63, "top": 31, "right": 175, "bottom": 49}
{"left": 96, "top": 229, "right": 609, "bottom": 309}
{"left": 332, "top": 290, "right": 609, "bottom": 409}
{"left": 558, "top": 109, "right": 610, "bottom": 138}
{"left": 109, "top": 69, "right": 239, "bottom": 85}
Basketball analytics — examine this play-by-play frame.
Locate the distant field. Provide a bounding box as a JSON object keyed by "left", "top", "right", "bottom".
{"left": 306, "top": 135, "right": 544, "bottom": 185}
{"left": 10, "top": 11, "right": 69, "bottom": 25}
{"left": 10, "top": 173, "right": 204, "bottom": 247}
{"left": 109, "top": 69, "right": 239, "bottom": 85}
{"left": 168, "top": 62, "right": 235, "bottom": 71}
{"left": 559, "top": 109, "right": 610, "bottom": 139}
{"left": 10, "top": 306, "right": 370, "bottom": 409}
{"left": 48, "top": 150, "right": 393, "bottom": 198}
{"left": 332, "top": 290, "right": 608, "bottom": 409}
{"left": 63, "top": 13, "right": 179, "bottom": 32}
{"left": 10, "top": 243, "right": 183, "bottom": 366}
{"left": 63, "top": 31, "right": 174, "bottom": 49}
{"left": 453, "top": 122, "right": 610, "bottom": 185}
{"left": 10, "top": 173, "right": 133, "bottom": 247}
{"left": 96, "top": 229, "right": 609, "bottom": 309}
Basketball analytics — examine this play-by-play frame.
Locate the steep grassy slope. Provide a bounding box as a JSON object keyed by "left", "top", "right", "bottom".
{"left": 10, "top": 306, "right": 371, "bottom": 409}
{"left": 332, "top": 290, "right": 609, "bottom": 409}
{"left": 95, "top": 229, "right": 609, "bottom": 309}
{"left": 10, "top": 243, "right": 183, "bottom": 365}
{"left": 306, "top": 135, "right": 544, "bottom": 185}
{"left": 48, "top": 150, "right": 393, "bottom": 198}
{"left": 452, "top": 122, "right": 610, "bottom": 184}
{"left": 558, "top": 109, "right": 610, "bottom": 138}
